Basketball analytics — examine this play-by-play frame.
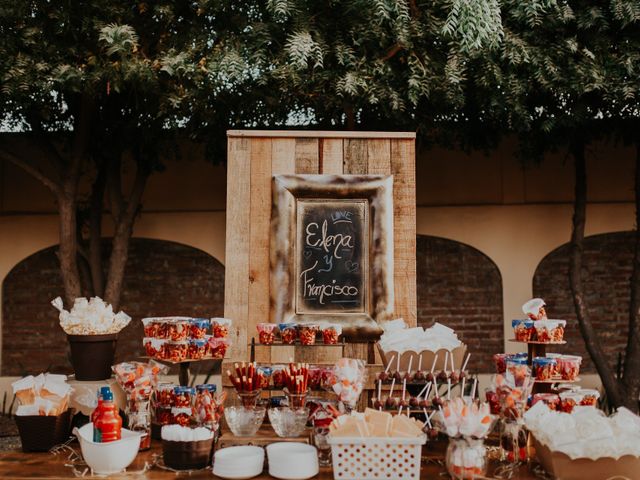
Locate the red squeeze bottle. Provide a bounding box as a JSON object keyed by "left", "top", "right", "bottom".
{"left": 93, "top": 387, "right": 122, "bottom": 443}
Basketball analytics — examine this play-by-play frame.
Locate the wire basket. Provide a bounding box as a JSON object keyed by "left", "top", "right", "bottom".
{"left": 326, "top": 435, "right": 426, "bottom": 480}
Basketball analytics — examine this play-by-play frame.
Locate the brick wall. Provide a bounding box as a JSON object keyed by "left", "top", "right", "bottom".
{"left": 533, "top": 232, "right": 633, "bottom": 373}
{"left": 416, "top": 235, "right": 503, "bottom": 372}
{"left": 1, "top": 239, "right": 225, "bottom": 375}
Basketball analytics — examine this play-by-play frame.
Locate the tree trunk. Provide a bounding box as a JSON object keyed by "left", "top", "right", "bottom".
{"left": 57, "top": 195, "right": 83, "bottom": 306}
{"left": 624, "top": 143, "right": 640, "bottom": 412}
{"left": 568, "top": 141, "right": 624, "bottom": 408}
{"left": 89, "top": 163, "right": 107, "bottom": 297}
{"left": 103, "top": 162, "right": 149, "bottom": 311}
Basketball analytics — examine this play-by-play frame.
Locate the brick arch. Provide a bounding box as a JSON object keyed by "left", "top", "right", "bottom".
{"left": 1, "top": 238, "right": 225, "bottom": 375}
{"left": 533, "top": 231, "right": 633, "bottom": 373}
{"left": 417, "top": 235, "right": 503, "bottom": 372}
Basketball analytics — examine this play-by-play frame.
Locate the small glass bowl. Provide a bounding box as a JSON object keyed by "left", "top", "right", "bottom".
{"left": 268, "top": 407, "right": 309, "bottom": 438}
{"left": 224, "top": 406, "right": 266, "bottom": 436}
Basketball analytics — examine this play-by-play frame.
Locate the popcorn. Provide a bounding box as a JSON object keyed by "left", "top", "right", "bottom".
{"left": 161, "top": 424, "right": 214, "bottom": 442}
{"left": 52, "top": 296, "right": 131, "bottom": 335}
{"left": 12, "top": 373, "right": 72, "bottom": 416}
{"left": 524, "top": 403, "right": 640, "bottom": 459}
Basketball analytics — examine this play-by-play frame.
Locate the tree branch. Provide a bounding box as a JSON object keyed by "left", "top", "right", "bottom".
{"left": 568, "top": 140, "right": 624, "bottom": 408}
{"left": 381, "top": 43, "right": 403, "bottom": 62}
{"left": 103, "top": 158, "right": 150, "bottom": 308}
{"left": 107, "top": 155, "right": 125, "bottom": 223}
{"left": 0, "top": 148, "right": 61, "bottom": 194}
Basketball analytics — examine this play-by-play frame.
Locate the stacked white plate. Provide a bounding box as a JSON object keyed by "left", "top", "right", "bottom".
{"left": 266, "top": 442, "right": 319, "bottom": 480}
{"left": 213, "top": 445, "right": 264, "bottom": 479}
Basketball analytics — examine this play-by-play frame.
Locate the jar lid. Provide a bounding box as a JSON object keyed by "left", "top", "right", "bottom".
{"left": 278, "top": 323, "right": 297, "bottom": 329}
{"left": 190, "top": 318, "right": 209, "bottom": 326}
{"left": 506, "top": 357, "right": 528, "bottom": 365}
{"left": 533, "top": 357, "right": 556, "bottom": 366}
{"left": 174, "top": 386, "right": 195, "bottom": 395}
{"left": 196, "top": 384, "right": 217, "bottom": 393}
{"left": 512, "top": 319, "right": 534, "bottom": 328}
{"left": 189, "top": 339, "right": 207, "bottom": 347}
{"left": 258, "top": 366, "right": 273, "bottom": 376}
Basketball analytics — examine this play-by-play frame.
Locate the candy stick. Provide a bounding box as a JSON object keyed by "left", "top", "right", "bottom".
{"left": 389, "top": 377, "right": 396, "bottom": 398}
{"left": 423, "top": 408, "right": 432, "bottom": 428}
{"left": 417, "top": 355, "right": 423, "bottom": 373}
{"left": 417, "top": 382, "right": 430, "bottom": 399}
{"left": 398, "top": 405, "right": 403, "bottom": 416}
{"left": 461, "top": 353, "right": 471, "bottom": 373}
{"left": 447, "top": 378, "right": 451, "bottom": 400}
{"left": 471, "top": 378, "right": 478, "bottom": 400}
{"left": 407, "top": 357, "right": 413, "bottom": 376}
{"left": 384, "top": 355, "right": 395, "bottom": 373}
{"left": 450, "top": 351, "right": 455, "bottom": 373}
{"left": 430, "top": 353, "right": 439, "bottom": 373}
{"left": 402, "top": 378, "right": 407, "bottom": 400}
{"left": 396, "top": 354, "right": 401, "bottom": 372}
{"left": 461, "top": 376, "right": 466, "bottom": 398}
{"left": 377, "top": 379, "right": 382, "bottom": 401}
{"left": 424, "top": 382, "right": 432, "bottom": 400}
{"left": 443, "top": 351, "right": 449, "bottom": 374}
{"left": 432, "top": 379, "right": 439, "bottom": 398}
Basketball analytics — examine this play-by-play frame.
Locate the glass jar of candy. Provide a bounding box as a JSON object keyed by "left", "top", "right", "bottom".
{"left": 446, "top": 437, "right": 487, "bottom": 479}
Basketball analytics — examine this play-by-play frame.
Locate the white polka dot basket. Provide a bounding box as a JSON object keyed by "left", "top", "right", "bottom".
{"left": 326, "top": 435, "right": 427, "bottom": 480}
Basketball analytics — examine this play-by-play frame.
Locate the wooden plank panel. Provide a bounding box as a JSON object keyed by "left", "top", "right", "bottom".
{"left": 272, "top": 138, "right": 296, "bottom": 174}
{"left": 366, "top": 139, "right": 391, "bottom": 175}
{"left": 344, "top": 139, "right": 368, "bottom": 174}
{"left": 228, "top": 130, "right": 416, "bottom": 139}
{"left": 319, "top": 138, "right": 344, "bottom": 174}
{"left": 391, "top": 139, "right": 417, "bottom": 326}
{"left": 224, "top": 137, "right": 252, "bottom": 361}
{"left": 294, "top": 138, "right": 320, "bottom": 174}
{"left": 248, "top": 138, "right": 273, "bottom": 363}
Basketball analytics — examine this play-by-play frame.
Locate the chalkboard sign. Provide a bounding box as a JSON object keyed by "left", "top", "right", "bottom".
{"left": 296, "top": 200, "right": 368, "bottom": 314}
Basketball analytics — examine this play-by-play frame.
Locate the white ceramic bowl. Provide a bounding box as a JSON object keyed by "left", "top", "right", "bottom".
{"left": 267, "top": 442, "right": 319, "bottom": 480}
{"left": 213, "top": 445, "right": 265, "bottom": 479}
{"left": 73, "top": 423, "right": 142, "bottom": 475}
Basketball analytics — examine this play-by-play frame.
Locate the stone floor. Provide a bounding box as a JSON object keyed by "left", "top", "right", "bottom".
{"left": 0, "top": 416, "right": 20, "bottom": 452}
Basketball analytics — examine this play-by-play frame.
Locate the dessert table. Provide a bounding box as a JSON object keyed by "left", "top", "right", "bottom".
{"left": 0, "top": 440, "right": 542, "bottom": 479}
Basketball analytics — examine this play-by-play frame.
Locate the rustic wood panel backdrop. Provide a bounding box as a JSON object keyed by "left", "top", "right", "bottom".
{"left": 224, "top": 131, "right": 416, "bottom": 364}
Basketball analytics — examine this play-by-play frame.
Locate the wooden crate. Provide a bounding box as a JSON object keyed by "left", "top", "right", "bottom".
{"left": 224, "top": 130, "right": 416, "bottom": 368}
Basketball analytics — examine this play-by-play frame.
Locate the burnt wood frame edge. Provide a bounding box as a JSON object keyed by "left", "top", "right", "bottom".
{"left": 270, "top": 174, "right": 394, "bottom": 340}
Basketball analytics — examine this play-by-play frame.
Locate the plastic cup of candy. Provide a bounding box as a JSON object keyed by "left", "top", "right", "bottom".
{"left": 257, "top": 366, "right": 273, "bottom": 389}
{"left": 272, "top": 366, "right": 286, "bottom": 389}
{"left": 532, "top": 357, "right": 556, "bottom": 381}
{"left": 171, "top": 407, "right": 193, "bottom": 427}
{"left": 298, "top": 324, "right": 320, "bottom": 345}
{"left": 155, "top": 383, "right": 175, "bottom": 408}
{"left": 531, "top": 393, "right": 560, "bottom": 411}
{"left": 211, "top": 318, "right": 232, "bottom": 338}
{"left": 534, "top": 319, "right": 566, "bottom": 343}
{"left": 506, "top": 357, "right": 530, "bottom": 387}
{"left": 322, "top": 324, "right": 342, "bottom": 345}
{"left": 257, "top": 323, "right": 277, "bottom": 345}
{"left": 187, "top": 339, "right": 208, "bottom": 360}
{"left": 142, "top": 318, "right": 164, "bottom": 338}
{"left": 189, "top": 318, "right": 209, "bottom": 340}
{"left": 512, "top": 319, "right": 535, "bottom": 342}
{"left": 143, "top": 337, "right": 165, "bottom": 359}
{"left": 485, "top": 390, "right": 501, "bottom": 415}
{"left": 167, "top": 317, "right": 191, "bottom": 341}
{"left": 155, "top": 406, "right": 173, "bottom": 425}
{"left": 493, "top": 353, "right": 508, "bottom": 374}
{"left": 557, "top": 355, "right": 581, "bottom": 381}
{"left": 165, "top": 341, "right": 188, "bottom": 362}
{"left": 278, "top": 323, "right": 297, "bottom": 344}
{"left": 577, "top": 389, "right": 600, "bottom": 407}
{"left": 208, "top": 337, "right": 230, "bottom": 359}
{"left": 172, "top": 386, "right": 195, "bottom": 408}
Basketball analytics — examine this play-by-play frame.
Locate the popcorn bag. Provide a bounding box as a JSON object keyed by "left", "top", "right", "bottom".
{"left": 52, "top": 297, "right": 131, "bottom": 381}
{"left": 12, "top": 374, "right": 74, "bottom": 452}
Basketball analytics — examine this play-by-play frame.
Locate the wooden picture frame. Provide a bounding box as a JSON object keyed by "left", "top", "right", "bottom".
{"left": 270, "top": 174, "right": 394, "bottom": 339}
